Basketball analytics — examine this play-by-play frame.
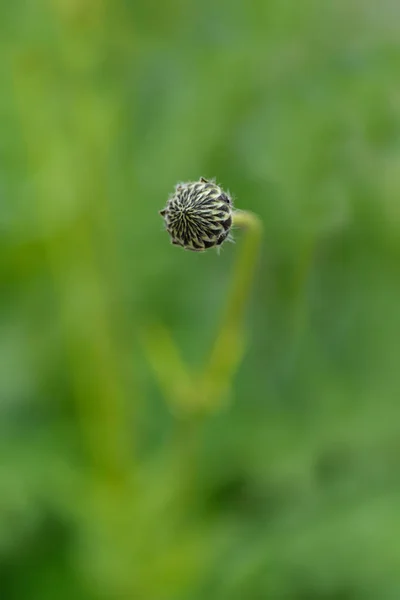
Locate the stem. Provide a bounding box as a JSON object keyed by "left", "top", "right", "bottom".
{"left": 201, "top": 210, "right": 263, "bottom": 409}
{"left": 171, "top": 210, "right": 263, "bottom": 507}
{"left": 141, "top": 210, "right": 263, "bottom": 415}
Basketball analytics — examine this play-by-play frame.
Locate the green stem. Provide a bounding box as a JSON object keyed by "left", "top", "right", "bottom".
{"left": 171, "top": 210, "right": 263, "bottom": 507}
{"left": 200, "top": 210, "right": 263, "bottom": 410}
{"left": 141, "top": 210, "right": 263, "bottom": 415}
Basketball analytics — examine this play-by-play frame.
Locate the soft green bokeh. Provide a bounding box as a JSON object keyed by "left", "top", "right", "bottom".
{"left": 1, "top": 1, "right": 400, "bottom": 599}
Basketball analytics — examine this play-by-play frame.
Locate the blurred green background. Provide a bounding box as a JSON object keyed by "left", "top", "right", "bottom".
{"left": 1, "top": 1, "right": 400, "bottom": 598}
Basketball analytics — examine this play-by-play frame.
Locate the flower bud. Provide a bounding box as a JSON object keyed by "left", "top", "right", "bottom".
{"left": 160, "top": 177, "right": 233, "bottom": 251}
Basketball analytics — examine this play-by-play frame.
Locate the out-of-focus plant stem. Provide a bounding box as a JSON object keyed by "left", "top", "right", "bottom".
{"left": 12, "top": 2, "right": 137, "bottom": 596}
{"left": 143, "top": 210, "right": 262, "bottom": 507}
{"left": 201, "top": 210, "right": 263, "bottom": 409}
{"left": 143, "top": 210, "right": 263, "bottom": 414}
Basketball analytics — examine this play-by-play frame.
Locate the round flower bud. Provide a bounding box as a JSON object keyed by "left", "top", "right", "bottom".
{"left": 159, "top": 177, "right": 233, "bottom": 252}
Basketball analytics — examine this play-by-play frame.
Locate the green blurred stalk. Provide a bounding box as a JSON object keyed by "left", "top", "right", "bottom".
{"left": 143, "top": 210, "right": 263, "bottom": 414}
{"left": 12, "top": 2, "right": 138, "bottom": 596}
{"left": 146, "top": 210, "right": 263, "bottom": 510}
{"left": 12, "top": 0, "right": 131, "bottom": 487}
{"left": 201, "top": 210, "right": 263, "bottom": 409}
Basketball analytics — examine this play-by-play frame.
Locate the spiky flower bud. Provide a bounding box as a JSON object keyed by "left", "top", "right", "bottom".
{"left": 159, "top": 177, "right": 234, "bottom": 252}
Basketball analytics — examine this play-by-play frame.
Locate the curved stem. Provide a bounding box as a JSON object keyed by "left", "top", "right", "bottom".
{"left": 142, "top": 210, "right": 263, "bottom": 415}
{"left": 200, "top": 210, "right": 263, "bottom": 409}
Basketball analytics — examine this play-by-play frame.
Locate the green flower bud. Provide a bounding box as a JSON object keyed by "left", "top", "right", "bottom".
{"left": 159, "top": 177, "right": 234, "bottom": 252}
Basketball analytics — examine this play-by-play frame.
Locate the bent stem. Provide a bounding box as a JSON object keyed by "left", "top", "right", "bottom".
{"left": 200, "top": 210, "right": 263, "bottom": 410}
{"left": 143, "top": 210, "right": 262, "bottom": 415}
{"left": 142, "top": 209, "right": 262, "bottom": 508}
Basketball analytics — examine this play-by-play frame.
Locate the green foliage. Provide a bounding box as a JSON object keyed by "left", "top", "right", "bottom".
{"left": 1, "top": 1, "right": 400, "bottom": 599}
